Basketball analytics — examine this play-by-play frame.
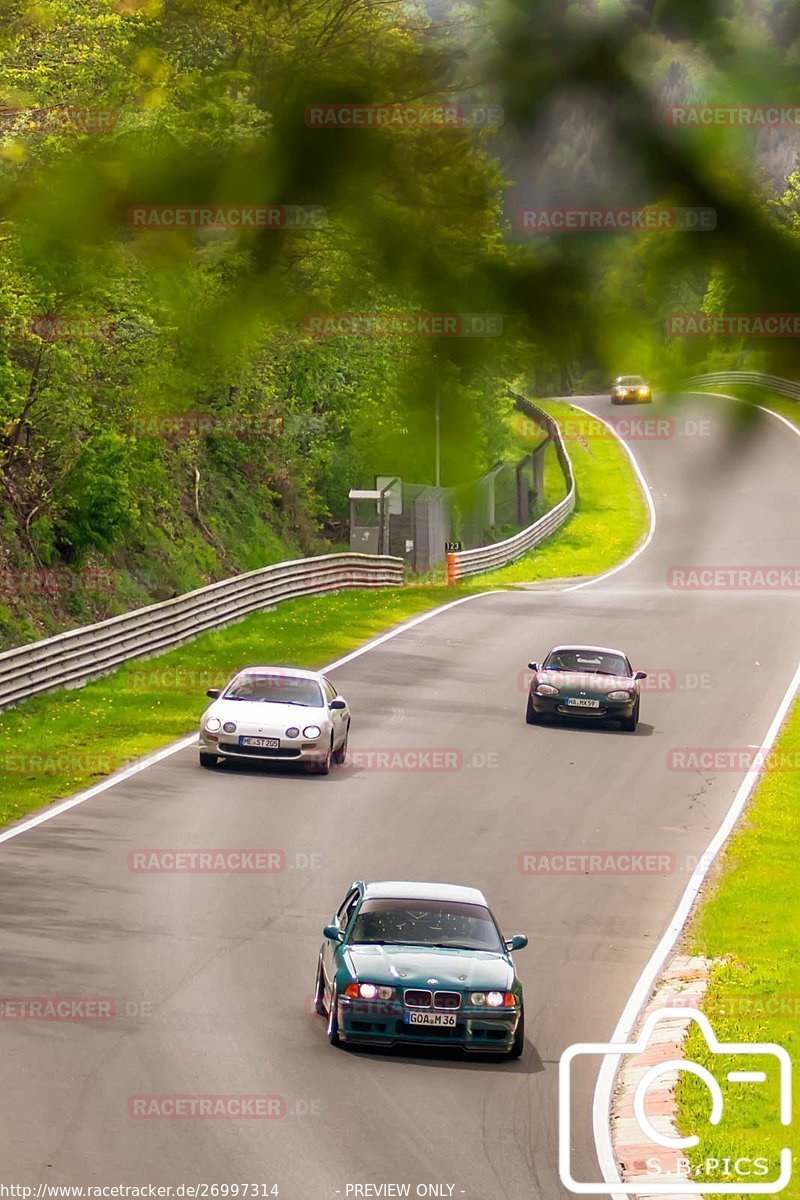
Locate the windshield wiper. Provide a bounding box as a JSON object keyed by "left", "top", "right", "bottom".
{"left": 426, "top": 942, "right": 488, "bottom": 951}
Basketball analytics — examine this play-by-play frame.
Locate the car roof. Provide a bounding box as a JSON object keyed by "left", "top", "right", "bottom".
{"left": 232, "top": 665, "right": 325, "bottom": 681}
{"left": 547, "top": 644, "right": 629, "bottom": 658}
{"left": 362, "top": 880, "right": 489, "bottom": 905}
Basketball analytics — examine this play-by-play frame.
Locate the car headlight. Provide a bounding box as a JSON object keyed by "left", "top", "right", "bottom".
{"left": 607, "top": 690, "right": 632, "bottom": 701}
{"left": 205, "top": 717, "right": 221, "bottom": 732}
{"left": 303, "top": 725, "right": 321, "bottom": 739}
{"left": 344, "top": 983, "right": 395, "bottom": 1000}
{"left": 285, "top": 727, "right": 300, "bottom": 738}
{"left": 536, "top": 684, "right": 559, "bottom": 696}
{"left": 222, "top": 721, "right": 236, "bottom": 733}
{"left": 638, "top": 387, "right": 650, "bottom": 396}
{"left": 470, "top": 991, "right": 516, "bottom": 1008}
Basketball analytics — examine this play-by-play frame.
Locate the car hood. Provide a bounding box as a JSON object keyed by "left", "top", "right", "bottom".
{"left": 538, "top": 671, "right": 635, "bottom": 696}
{"left": 204, "top": 699, "right": 328, "bottom": 729}
{"left": 343, "top": 944, "right": 514, "bottom": 990}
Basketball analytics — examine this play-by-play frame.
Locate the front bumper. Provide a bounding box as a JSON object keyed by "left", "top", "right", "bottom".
{"left": 530, "top": 693, "right": 636, "bottom": 721}
{"left": 611, "top": 391, "right": 651, "bottom": 404}
{"left": 336, "top": 997, "right": 521, "bottom": 1053}
{"left": 199, "top": 734, "right": 328, "bottom": 765}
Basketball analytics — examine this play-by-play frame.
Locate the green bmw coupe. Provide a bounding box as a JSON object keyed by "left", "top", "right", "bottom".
{"left": 314, "top": 880, "right": 527, "bottom": 1057}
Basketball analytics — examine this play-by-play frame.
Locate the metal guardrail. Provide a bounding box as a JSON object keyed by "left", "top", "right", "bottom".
{"left": 0, "top": 553, "right": 404, "bottom": 711}
{"left": 447, "top": 394, "right": 576, "bottom": 580}
{"left": 684, "top": 371, "right": 800, "bottom": 401}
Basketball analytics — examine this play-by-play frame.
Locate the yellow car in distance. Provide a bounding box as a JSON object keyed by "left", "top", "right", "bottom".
{"left": 611, "top": 374, "right": 652, "bottom": 403}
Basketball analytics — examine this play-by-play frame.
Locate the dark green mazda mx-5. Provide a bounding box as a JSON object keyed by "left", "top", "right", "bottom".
{"left": 314, "top": 880, "right": 527, "bottom": 1057}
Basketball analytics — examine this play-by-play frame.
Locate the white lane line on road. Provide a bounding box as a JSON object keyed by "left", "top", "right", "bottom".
{"left": 560, "top": 403, "right": 657, "bottom": 593}
{"left": 0, "top": 734, "right": 200, "bottom": 847}
{"left": 691, "top": 389, "right": 800, "bottom": 443}
{"left": 324, "top": 591, "right": 507, "bottom": 673}
{"left": 593, "top": 658, "right": 800, "bottom": 1197}
{"left": 3, "top": 391, "right": 783, "bottom": 853}
{"left": 0, "top": 591, "right": 506, "bottom": 848}
{"left": 592, "top": 397, "right": 800, "bottom": 1197}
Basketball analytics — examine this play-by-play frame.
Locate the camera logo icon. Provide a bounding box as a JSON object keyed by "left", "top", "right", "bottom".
{"left": 559, "top": 1008, "right": 792, "bottom": 1194}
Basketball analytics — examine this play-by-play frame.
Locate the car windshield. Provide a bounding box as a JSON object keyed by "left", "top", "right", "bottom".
{"left": 543, "top": 649, "right": 630, "bottom": 677}
{"left": 223, "top": 673, "right": 324, "bottom": 707}
{"left": 348, "top": 898, "right": 504, "bottom": 952}
{"left": 616, "top": 376, "right": 645, "bottom": 385}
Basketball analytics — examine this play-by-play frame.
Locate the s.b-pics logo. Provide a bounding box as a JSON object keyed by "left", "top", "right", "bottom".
{"left": 559, "top": 1009, "right": 792, "bottom": 1194}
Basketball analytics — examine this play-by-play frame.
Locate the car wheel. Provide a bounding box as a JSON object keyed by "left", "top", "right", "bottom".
{"left": 525, "top": 694, "right": 541, "bottom": 725}
{"left": 332, "top": 721, "right": 349, "bottom": 766}
{"left": 326, "top": 985, "right": 340, "bottom": 1046}
{"left": 306, "top": 741, "right": 332, "bottom": 776}
{"left": 314, "top": 958, "right": 327, "bottom": 1016}
{"left": 507, "top": 1009, "right": 525, "bottom": 1059}
{"left": 620, "top": 698, "right": 640, "bottom": 732}
{"left": 199, "top": 752, "right": 219, "bottom": 769}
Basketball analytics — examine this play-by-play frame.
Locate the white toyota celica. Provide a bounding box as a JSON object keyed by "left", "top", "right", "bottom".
{"left": 198, "top": 666, "right": 350, "bottom": 775}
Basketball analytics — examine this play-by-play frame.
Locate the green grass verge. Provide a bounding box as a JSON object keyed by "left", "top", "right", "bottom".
{"left": 675, "top": 387, "right": 799, "bottom": 1193}
{"left": 677, "top": 700, "right": 800, "bottom": 1192}
{"left": 0, "top": 395, "right": 650, "bottom": 828}
{"left": 478, "top": 398, "right": 649, "bottom": 586}
{"left": 0, "top": 587, "right": 451, "bottom": 826}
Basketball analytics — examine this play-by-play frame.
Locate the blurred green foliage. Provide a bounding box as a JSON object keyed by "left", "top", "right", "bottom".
{"left": 0, "top": 0, "right": 798, "bottom": 611}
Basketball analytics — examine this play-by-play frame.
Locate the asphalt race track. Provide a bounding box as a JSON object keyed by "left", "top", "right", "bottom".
{"left": 1, "top": 393, "right": 798, "bottom": 1199}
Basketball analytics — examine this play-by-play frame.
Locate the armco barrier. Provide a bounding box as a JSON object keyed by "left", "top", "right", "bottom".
{"left": 0, "top": 553, "right": 403, "bottom": 711}
{"left": 447, "top": 394, "right": 576, "bottom": 580}
{"left": 684, "top": 371, "right": 800, "bottom": 402}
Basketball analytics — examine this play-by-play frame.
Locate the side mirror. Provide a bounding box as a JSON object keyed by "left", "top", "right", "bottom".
{"left": 634, "top": 671, "right": 647, "bottom": 680}
{"left": 505, "top": 934, "right": 528, "bottom": 952}
{"left": 330, "top": 698, "right": 347, "bottom": 710}
{"left": 527, "top": 662, "right": 538, "bottom": 672}
{"left": 206, "top": 688, "right": 221, "bottom": 699}
{"left": 323, "top": 924, "right": 344, "bottom": 942}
